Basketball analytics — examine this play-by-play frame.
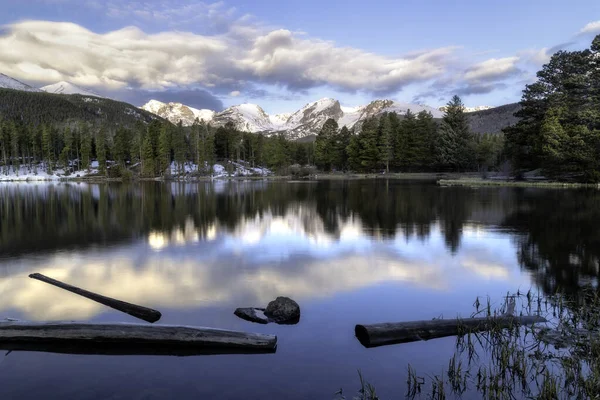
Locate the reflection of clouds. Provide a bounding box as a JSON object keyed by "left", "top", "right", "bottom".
{"left": 462, "top": 259, "right": 510, "bottom": 280}
{"left": 0, "top": 222, "right": 527, "bottom": 321}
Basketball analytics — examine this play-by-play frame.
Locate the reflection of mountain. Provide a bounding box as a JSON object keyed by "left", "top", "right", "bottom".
{"left": 0, "top": 180, "right": 512, "bottom": 257}
{"left": 4, "top": 180, "right": 596, "bottom": 302}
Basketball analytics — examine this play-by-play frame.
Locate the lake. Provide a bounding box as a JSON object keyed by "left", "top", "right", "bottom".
{"left": 0, "top": 179, "right": 598, "bottom": 399}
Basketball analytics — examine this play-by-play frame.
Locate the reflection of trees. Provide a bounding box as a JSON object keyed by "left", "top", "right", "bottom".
{"left": 2, "top": 180, "right": 496, "bottom": 257}
{"left": 502, "top": 189, "right": 600, "bottom": 297}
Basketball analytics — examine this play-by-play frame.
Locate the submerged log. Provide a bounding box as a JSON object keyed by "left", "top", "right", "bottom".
{"left": 29, "top": 273, "right": 162, "bottom": 323}
{"left": 355, "top": 315, "right": 547, "bottom": 348}
{"left": 0, "top": 321, "right": 277, "bottom": 356}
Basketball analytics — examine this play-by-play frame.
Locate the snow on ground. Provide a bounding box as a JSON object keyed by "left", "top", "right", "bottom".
{"left": 0, "top": 160, "right": 270, "bottom": 181}
{"left": 0, "top": 164, "right": 98, "bottom": 181}
{"left": 169, "top": 161, "right": 271, "bottom": 179}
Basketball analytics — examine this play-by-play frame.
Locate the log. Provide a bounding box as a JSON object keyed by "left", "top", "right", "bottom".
{"left": 355, "top": 315, "right": 547, "bottom": 348}
{"left": 0, "top": 321, "right": 277, "bottom": 356}
{"left": 29, "top": 273, "right": 162, "bottom": 323}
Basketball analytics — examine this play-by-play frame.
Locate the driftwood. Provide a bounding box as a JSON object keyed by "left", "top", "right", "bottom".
{"left": 355, "top": 315, "right": 547, "bottom": 348}
{"left": 29, "top": 273, "right": 162, "bottom": 323}
{"left": 0, "top": 321, "right": 277, "bottom": 356}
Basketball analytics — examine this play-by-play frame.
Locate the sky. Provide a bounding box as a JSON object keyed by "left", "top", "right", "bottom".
{"left": 0, "top": 0, "right": 599, "bottom": 114}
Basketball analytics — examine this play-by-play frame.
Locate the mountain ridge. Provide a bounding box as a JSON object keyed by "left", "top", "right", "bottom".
{"left": 40, "top": 81, "right": 103, "bottom": 97}
{"left": 0, "top": 73, "right": 41, "bottom": 92}
{"left": 141, "top": 97, "right": 450, "bottom": 139}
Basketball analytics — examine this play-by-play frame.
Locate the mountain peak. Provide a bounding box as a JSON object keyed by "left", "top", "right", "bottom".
{"left": 0, "top": 73, "right": 40, "bottom": 92}
{"left": 141, "top": 100, "right": 215, "bottom": 125}
{"left": 40, "top": 81, "right": 103, "bottom": 97}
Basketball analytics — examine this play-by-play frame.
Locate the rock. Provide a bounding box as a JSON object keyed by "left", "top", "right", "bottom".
{"left": 234, "top": 308, "right": 268, "bottom": 324}
{"left": 264, "top": 297, "right": 300, "bottom": 324}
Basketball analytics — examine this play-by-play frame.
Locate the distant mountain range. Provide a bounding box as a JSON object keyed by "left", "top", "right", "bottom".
{"left": 142, "top": 98, "right": 513, "bottom": 139}
{"left": 142, "top": 98, "right": 447, "bottom": 140}
{"left": 0, "top": 72, "right": 519, "bottom": 137}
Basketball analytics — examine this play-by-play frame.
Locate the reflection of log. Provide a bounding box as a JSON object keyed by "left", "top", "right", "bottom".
{"left": 29, "top": 273, "right": 162, "bottom": 323}
{"left": 0, "top": 321, "right": 277, "bottom": 356}
{"left": 355, "top": 315, "right": 547, "bottom": 348}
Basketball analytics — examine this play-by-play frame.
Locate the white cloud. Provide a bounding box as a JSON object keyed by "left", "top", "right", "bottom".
{"left": 580, "top": 20, "right": 600, "bottom": 34}
{"left": 0, "top": 19, "right": 456, "bottom": 94}
{"left": 230, "top": 90, "right": 241, "bottom": 97}
{"left": 464, "top": 57, "right": 521, "bottom": 83}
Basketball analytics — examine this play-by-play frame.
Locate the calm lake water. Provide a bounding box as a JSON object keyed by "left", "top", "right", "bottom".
{"left": 0, "top": 179, "right": 598, "bottom": 399}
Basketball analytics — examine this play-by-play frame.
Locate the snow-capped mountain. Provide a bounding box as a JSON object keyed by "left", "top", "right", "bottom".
{"left": 0, "top": 73, "right": 40, "bottom": 92}
{"left": 339, "top": 100, "right": 443, "bottom": 132}
{"left": 439, "top": 105, "right": 492, "bottom": 113}
{"left": 141, "top": 100, "right": 215, "bottom": 126}
{"left": 141, "top": 97, "right": 445, "bottom": 139}
{"left": 40, "top": 81, "right": 103, "bottom": 97}
{"left": 211, "top": 103, "right": 272, "bottom": 132}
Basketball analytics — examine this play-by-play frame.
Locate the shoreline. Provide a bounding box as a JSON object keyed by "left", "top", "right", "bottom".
{"left": 2, "top": 173, "right": 599, "bottom": 188}
{"left": 438, "top": 178, "right": 600, "bottom": 189}
{"left": 0, "top": 172, "right": 476, "bottom": 183}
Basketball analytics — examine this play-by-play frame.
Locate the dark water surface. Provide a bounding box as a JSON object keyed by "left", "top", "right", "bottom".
{"left": 0, "top": 180, "right": 598, "bottom": 399}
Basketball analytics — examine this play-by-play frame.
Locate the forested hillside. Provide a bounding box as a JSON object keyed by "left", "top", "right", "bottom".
{"left": 467, "top": 103, "right": 521, "bottom": 134}
{"left": 0, "top": 88, "right": 157, "bottom": 126}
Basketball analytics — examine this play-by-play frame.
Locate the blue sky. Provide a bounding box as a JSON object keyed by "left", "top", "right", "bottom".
{"left": 0, "top": 0, "right": 599, "bottom": 113}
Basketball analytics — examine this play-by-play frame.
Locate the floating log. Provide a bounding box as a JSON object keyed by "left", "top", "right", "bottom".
{"left": 0, "top": 321, "right": 277, "bottom": 356}
{"left": 355, "top": 315, "right": 547, "bottom": 348}
{"left": 29, "top": 273, "right": 162, "bottom": 323}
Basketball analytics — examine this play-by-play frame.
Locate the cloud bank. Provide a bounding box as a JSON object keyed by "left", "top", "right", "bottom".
{"left": 0, "top": 1, "right": 598, "bottom": 107}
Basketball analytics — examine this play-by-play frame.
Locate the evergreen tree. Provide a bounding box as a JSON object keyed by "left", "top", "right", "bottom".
{"left": 172, "top": 121, "right": 186, "bottom": 174}
{"left": 346, "top": 134, "right": 362, "bottom": 172}
{"left": 359, "top": 118, "right": 380, "bottom": 171}
{"left": 378, "top": 114, "right": 393, "bottom": 173}
{"left": 80, "top": 124, "right": 92, "bottom": 171}
{"left": 314, "top": 118, "right": 339, "bottom": 171}
{"left": 42, "top": 125, "right": 54, "bottom": 173}
{"left": 96, "top": 127, "right": 107, "bottom": 176}
{"left": 442, "top": 95, "right": 475, "bottom": 171}
{"left": 141, "top": 135, "right": 155, "bottom": 177}
{"left": 336, "top": 126, "right": 352, "bottom": 170}
{"left": 158, "top": 124, "right": 171, "bottom": 175}
{"left": 414, "top": 111, "right": 437, "bottom": 169}
{"left": 505, "top": 34, "right": 600, "bottom": 181}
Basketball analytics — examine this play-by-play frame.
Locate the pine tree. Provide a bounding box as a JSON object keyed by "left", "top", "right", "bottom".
{"left": 359, "top": 118, "right": 380, "bottom": 171}
{"left": 414, "top": 111, "right": 436, "bottom": 169}
{"left": 315, "top": 118, "right": 338, "bottom": 171}
{"left": 42, "top": 124, "right": 53, "bottom": 173}
{"left": 436, "top": 122, "right": 458, "bottom": 170}
{"left": 336, "top": 126, "right": 352, "bottom": 170}
{"left": 346, "top": 134, "right": 362, "bottom": 171}
{"left": 172, "top": 121, "right": 186, "bottom": 175}
{"left": 96, "top": 127, "right": 107, "bottom": 176}
{"left": 378, "top": 113, "right": 394, "bottom": 173}
{"left": 158, "top": 124, "right": 171, "bottom": 175}
{"left": 80, "top": 124, "right": 92, "bottom": 171}
{"left": 442, "top": 95, "right": 475, "bottom": 171}
{"left": 142, "top": 135, "right": 155, "bottom": 177}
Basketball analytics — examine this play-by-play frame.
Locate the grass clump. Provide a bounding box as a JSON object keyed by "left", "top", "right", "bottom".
{"left": 340, "top": 289, "right": 600, "bottom": 399}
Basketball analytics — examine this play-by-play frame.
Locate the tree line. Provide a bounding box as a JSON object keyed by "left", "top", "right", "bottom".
{"left": 314, "top": 95, "right": 504, "bottom": 173}
{"left": 0, "top": 117, "right": 316, "bottom": 178}
{"left": 505, "top": 34, "right": 600, "bottom": 182}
